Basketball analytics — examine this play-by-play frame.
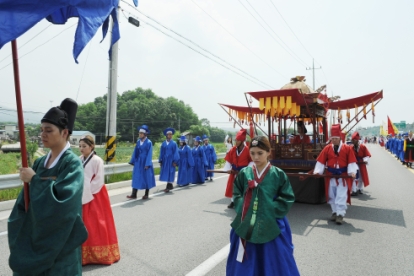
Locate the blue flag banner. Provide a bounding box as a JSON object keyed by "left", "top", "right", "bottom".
{"left": 0, "top": 0, "right": 134, "bottom": 63}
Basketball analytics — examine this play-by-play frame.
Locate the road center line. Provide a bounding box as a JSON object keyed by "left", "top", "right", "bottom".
{"left": 0, "top": 231, "right": 7, "bottom": 237}
{"left": 185, "top": 243, "right": 230, "bottom": 276}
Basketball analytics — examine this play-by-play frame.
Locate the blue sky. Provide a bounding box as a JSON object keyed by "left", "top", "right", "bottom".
{"left": 1, "top": 0, "right": 413, "bottom": 129}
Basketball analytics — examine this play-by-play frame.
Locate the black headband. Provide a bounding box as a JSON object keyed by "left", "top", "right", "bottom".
{"left": 250, "top": 138, "right": 269, "bottom": 151}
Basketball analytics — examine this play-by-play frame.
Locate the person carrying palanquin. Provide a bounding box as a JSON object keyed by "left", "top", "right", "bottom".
{"left": 223, "top": 129, "right": 252, "bottom": 209}
{"left": 313, "top": 124, "right": 358, "bottom": 225}
{"left": 350, "top": 131, "right": 371, "bottom": 196}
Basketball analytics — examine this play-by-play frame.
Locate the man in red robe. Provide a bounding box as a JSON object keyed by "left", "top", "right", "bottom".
{"left": 223, "top": 129, "right": 252, "bottom": 209}
{"left": 350, "top": 131, "right": 371, "bottom": 196}
{"left": 292, "top": 120, "right": 311, "bottom": 144}
{"left": 313, "top": 124, "right": 357, "bottom": 225}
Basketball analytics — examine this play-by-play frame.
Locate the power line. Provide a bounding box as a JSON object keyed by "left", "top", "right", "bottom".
{"left": 189, "top": 0, "right": 286, "bottom": 79}
{"left": 0, "top": 23, "right": 76, "bottom": 72}
{"left": 120, "top": 1, "right": 274, "bottom": 89}
{"left": 238, "top": 0, "right": 308, "bottom": 67}
{"left": 268, "top": 0, "right": 314, "bottom": 59}
{"left": 0, "top": 24, "right": 52, "bottom": 65}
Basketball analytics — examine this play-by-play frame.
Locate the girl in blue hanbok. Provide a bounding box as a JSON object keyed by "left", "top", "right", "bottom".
{"left": 226, "top": 136, "right": 300, "bottom": 276}
{"left": 177, "top": 135, "right": 194, "bottom": 186}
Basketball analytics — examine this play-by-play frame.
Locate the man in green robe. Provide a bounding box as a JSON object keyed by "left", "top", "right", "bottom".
{"left": 8, "top": 98, "right": 88, "bottom": 275}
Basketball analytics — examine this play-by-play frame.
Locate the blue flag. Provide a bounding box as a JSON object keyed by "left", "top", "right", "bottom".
{"left": 0, "top": 0, "right": 131, "bottom": 63}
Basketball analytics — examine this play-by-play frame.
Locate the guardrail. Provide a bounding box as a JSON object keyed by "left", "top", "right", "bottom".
{"left": 0, "top": 153, "right": 226, "bottom": 190}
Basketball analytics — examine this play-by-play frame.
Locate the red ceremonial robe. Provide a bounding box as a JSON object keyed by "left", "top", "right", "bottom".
{"left": 224, "top": 145, "right": 252, "bottom": 198}
{"left": 352, "top": 143, "right": 371, "bottom": 187}
{"left": 292, "top": 135, "right": 311, "bottom": 144}
{"left": 316, "top": 144, "right": 357, "bottom": 204}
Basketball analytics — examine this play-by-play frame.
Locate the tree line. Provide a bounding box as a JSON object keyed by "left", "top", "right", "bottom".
{"left": 74, "top": 87, "right": 229, "bottom": 143}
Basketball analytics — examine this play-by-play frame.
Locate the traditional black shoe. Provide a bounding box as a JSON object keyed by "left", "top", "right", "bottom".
{"left": 351, "top": 191, "right": 358, "bottom": 196}
{"left": 164, "top": 189, "right": 170, "bottom": 193}
{"left": 142, "top": 195, "right": 149, "bottom": 199}
{"left": 126, "top": 194, "right": 137, "bottom": 199}
{"left": 330, "top": 213, "right": 337, "bottom": 221}
{"left": 209, "top": 178, "right": 213, "bottom": 182}
{"left": 227, "top": 202, "right": 234, "bottom": 209}
{"left": 358, "top": 190, "right": 363, "bottom": 194}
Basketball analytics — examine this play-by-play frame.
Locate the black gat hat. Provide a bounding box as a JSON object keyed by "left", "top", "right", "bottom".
{"left": 41, "top": 98, "right": 78, "bottom": 134}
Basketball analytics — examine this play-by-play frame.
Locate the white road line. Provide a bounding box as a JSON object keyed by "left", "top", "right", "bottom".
{"left": 185, "top": 243, "right": 230, "bottom": 276}
{"left": 0, "top": 231, "right": 7, "bottom": 237}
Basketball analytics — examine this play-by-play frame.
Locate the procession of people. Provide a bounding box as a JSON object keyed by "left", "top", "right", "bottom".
{"left": 10, "top": 96, "right": 413, "bottom": 275}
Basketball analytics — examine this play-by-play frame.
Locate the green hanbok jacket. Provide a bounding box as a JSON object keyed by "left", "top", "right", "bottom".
{"left": 231, "top": 165, "right": 295, "bottom": 244}
{"left": 8, "top": 149, "right": 88, "bottom": 276}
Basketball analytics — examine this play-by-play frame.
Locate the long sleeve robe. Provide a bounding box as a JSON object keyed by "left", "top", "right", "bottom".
{"left": 8, "top": 148, "right": 88, "bottom": 276}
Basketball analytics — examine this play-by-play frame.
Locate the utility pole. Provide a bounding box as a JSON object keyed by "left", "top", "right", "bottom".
{"left": 306, "top": 58, "right": 321, "bottom": 90}
{"left": 105, "top": 6, "right": 119, "bottom": 164}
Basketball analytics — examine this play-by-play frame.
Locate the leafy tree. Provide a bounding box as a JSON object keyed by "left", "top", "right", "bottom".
{"left": 26, "top": 141, "right": 38, "bottom": 167}
{"left": 188, "top": 125, "right": 210, "bottom": 137}
{"left": 208, "top": 127, "right": 226, "bottom": 142}
{"left": 74, "top": 87, "right": 202, "bottom": 143}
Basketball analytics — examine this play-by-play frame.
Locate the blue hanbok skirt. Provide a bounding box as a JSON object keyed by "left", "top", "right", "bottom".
{"left": 226, "top": 217, "right": 300, "bottom": 276}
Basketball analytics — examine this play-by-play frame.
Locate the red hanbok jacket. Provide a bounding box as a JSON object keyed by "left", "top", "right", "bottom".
{"left": 351, "top": 143, "right": 371, "bottom": 187}
{"left": 224, "top": 145, "right": 252, "bottom": 198}
{"left": 316, "top": 143, "right": 357, "bottom": 204}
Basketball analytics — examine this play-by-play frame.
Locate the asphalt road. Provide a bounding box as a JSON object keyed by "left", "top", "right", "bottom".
{"left": 0, "top": 143, "right": 414, "bottom": 275}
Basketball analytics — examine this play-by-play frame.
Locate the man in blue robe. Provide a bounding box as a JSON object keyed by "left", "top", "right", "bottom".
{"left": 159, "top": 127, "right": 180, "bottom": 193}
{"left": 128, "top": 125, "right": 156, "bottom": 199}
{"left": 202, "top": 134, "right": 217, "bottom": 181}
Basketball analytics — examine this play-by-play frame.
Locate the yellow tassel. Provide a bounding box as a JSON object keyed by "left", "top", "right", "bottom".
{"left": 259, "top": 98, "right": 264, "bottom": 110}
{"left": 292, "top": 102, "right": 297, "bottom": 115}
{"left": 265, "top": 97, "right": 271, "bottom": 114}
{"left": 273, "top": 96, "right": 278, "bottom": 108}
{"left": 286, "top": 96, "right": 292, "bottom": 109}
{"left": 280, "top": 96, "right": 285, "bottom": 109}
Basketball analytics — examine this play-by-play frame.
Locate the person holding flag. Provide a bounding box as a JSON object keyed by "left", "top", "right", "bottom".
{"left": 9, "top": 98, "right": 88, "bottom": 275}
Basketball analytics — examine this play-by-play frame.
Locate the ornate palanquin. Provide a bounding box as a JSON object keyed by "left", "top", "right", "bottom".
{"left": 219, "top": 78, "right": 383, "bottom": 203}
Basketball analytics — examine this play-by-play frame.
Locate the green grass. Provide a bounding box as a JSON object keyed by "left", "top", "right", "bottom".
{"left": 0, "top": 153, "right": 20, "bottom": 175}
{"left": 0, "top": 142, "right": 225, "bottom": 201}
{"left": 0, "top": 187, "right": 22, "bottom": 202}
